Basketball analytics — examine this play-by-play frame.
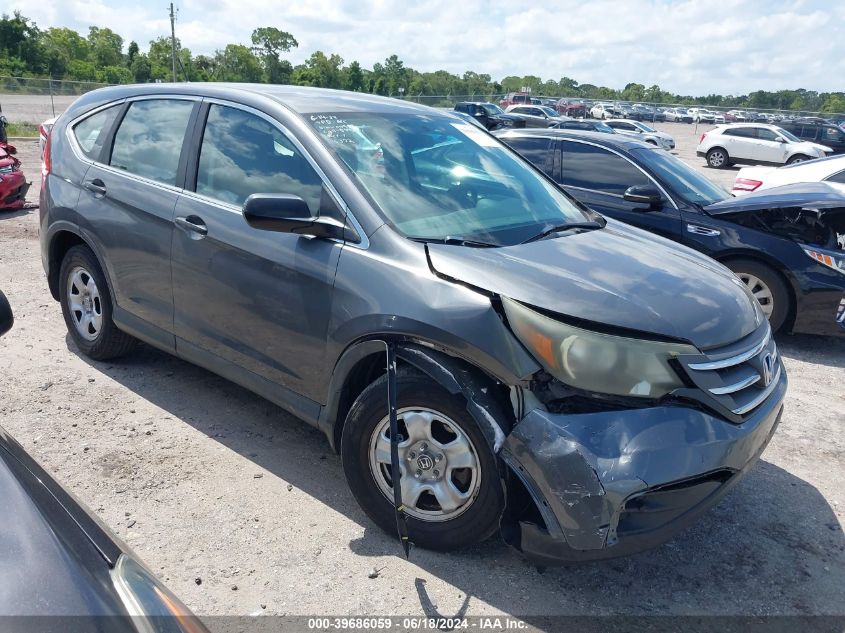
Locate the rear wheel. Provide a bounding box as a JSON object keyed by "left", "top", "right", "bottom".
{"left": 706, "top": 147, "right": 729, "bottom": 168}
{"left": 724, "top": 258, "right": 790, "bottom": 333}
{"left": 59, "top": 245, "right": 137, "bottom": 360}
{"left": 787, "top": 154, "right": 811, "bottom": 165}
{"left": 341, "top": 369, "right": 504, "bottom": 550}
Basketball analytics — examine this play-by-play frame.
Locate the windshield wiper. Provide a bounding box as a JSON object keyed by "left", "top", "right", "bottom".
{"left": 520, "top": 220, "right": 605, "bottom": 244}
{"left": 411, "top": 236, "right": 499, "bottom": 248}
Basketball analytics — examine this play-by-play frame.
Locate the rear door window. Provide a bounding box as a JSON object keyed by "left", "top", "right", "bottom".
{"left": 72, "top": 105, "right": 122, "bottom": 161}
{"left": 110, "top": 99, "right": 194, "bottom": 186}
{"left": 825, "top": 170, "right": 845, "bottom": 184}
{"left": 723, "top": 127, "right": 757, "bottom": 138}
{"left": 502, "top": 137, "right": 554, "bottom": 178}
{"left": 560, "top": 140, "right": 649, "bottom": 195}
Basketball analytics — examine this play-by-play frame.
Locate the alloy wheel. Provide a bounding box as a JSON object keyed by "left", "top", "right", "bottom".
{"left": 737, "top": 272, "right": 774, "bottom": 318}
{"left": 368, "top": 407, "right": 481, "bottom": 522}
{"left": 67, "top": 266, "right": 103, "bottom": 341}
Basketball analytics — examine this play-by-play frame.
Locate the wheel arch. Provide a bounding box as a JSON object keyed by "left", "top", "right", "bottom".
{"left": 321, "top": 338, "right": 516, "bottom": 457}
{"left": 715, "top": 250, "right": 799, "bottom": 332}
{"left": 47, "top": 229, "right": 88, "bottom": 300}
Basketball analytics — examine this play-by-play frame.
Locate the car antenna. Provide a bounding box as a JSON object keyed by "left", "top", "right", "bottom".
{"left": 385, "top": 341, "right": 411, "bottom": 558}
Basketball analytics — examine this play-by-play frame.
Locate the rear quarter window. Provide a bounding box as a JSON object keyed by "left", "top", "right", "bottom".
{"left": 72, "top": 105, "right": 122, "bottom": 161}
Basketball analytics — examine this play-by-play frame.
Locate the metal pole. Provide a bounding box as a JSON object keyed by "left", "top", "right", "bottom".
{"left": 386, "top": 341, "right": 410, "bottom": 557}
{"left": 169, "top": 3, "right": 178, "bottom": 82}
{"left": 49, "top": 76, "right": 56, "bottom": 117}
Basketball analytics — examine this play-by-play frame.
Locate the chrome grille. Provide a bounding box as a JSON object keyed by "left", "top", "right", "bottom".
{"left": 677, "top": 324, "right": 782, "bottom": 420}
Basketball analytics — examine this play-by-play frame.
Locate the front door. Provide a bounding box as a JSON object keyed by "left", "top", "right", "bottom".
{"left": 171, "top": 103, "right": 343, "bottom": 403}
{"left": 557, "top": 140, "right": 683, "bottom": 240}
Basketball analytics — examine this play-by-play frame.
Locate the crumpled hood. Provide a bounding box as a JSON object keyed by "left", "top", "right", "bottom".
{"left": 705, "top": 182, "right": 845, "bottom": 215}
{"left": 427, "top": 222, "right": 760, "bottom": 349}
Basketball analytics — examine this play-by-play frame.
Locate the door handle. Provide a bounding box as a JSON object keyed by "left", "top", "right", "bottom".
{"left": 175, "top": 215, "right": 208, "bottom": 237}
{"left": 84, "top": 178, "right": 107, "bottom": 196}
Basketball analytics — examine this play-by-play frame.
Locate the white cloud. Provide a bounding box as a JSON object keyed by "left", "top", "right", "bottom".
{"left": 10, "top": 0, "right": 845, "bottom": 94}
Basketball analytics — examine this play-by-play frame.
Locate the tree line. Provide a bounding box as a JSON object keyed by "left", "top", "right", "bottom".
{"left": 2, "top": 10, "right": 844, "bottom": 113}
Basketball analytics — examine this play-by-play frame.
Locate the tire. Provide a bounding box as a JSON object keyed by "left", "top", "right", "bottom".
{"left": 787, "top": 154, "right": 810, "bottom": 165}
{"left": 59, "top": 245, "right": 137, "bottom": 360}
{"left": 724, "top": 258, "right": 790, "bottom": 333}
{"left": 341, "top": 369, "right": 505, "bottom": 551}
{"left": 706, "top": 147, "right": 729, "bottom": 169}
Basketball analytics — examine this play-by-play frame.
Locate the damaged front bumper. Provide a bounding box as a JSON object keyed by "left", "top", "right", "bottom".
{"left": 499, "top": 370, "right": 786, "bottom": 564}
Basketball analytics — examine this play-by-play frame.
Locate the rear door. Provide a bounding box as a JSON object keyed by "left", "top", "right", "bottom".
{"left": 719, "top": 127, "right": 757, "bottom": 161}
{"left": 170, "top": 101, "right": 343, "bottom": 405}
{"left": 557, "top": 139, "right": 683, "bottom": 239}
{"left": 73, "top": 97, "right": 198, "bottom": 347}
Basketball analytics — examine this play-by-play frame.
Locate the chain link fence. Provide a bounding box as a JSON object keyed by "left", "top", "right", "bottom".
{"left": 3, "top": 79, "right": 842, "bottom": 126}
{"left": 0, "top": 77, "right": 113, "bottom": 125}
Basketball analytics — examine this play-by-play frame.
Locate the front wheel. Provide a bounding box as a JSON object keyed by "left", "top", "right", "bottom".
{"left": 725, "top": 258, "right": 790, "bottom": 333}
{"left": 706, "top": 147, "right": 729, "bottom": 168}
{"left": 341, "top": 369, "right": 505, "bottom": 550}
{"left": 787, "top": 154, "right": 811, "bottom": 165}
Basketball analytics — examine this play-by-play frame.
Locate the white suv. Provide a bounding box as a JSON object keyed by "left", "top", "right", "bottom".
{"left": 696, "top": 123, "right": 832, "bottom": 169}
{"left": 590, "top": 103, "right": 616, "bottom": 119}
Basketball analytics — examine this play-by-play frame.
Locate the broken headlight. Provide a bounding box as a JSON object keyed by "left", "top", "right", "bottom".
{"left": 803, "top": 246, "right": 845, "bottom": 276}
{"left": 502, "top": 297, "right": 697, "bottom": 398}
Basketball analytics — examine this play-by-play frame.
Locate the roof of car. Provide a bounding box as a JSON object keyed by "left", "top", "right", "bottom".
{"left": 67, "top": 83, "right": 439, "bottom": 116}
{"left": 714, "top": 122, "right": 784, "bottom": 129}
{"left": 494, "top": 127, "right": 656, "bottom": 150}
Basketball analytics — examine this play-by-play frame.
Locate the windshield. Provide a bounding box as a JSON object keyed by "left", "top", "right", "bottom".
{"left": 775, "top": 127, "right": 801, "bottom": 143}
{"left": 309, "top": 112, "right": 591, "bottom": 245}
{"left": 482, "top": 103, "right": 504, "bottom": 115}
{"left": 539, "top": 106, "right": 559, "bottom": 118}
{"left": 634, "top": 122, "right": 657, "bottom": 133}
{"left": 633, "top": 147, "right": 730, "bottom": 206}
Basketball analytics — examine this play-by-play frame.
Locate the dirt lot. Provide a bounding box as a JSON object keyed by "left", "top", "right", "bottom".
{"left": 0, "top": 131, "right": 843, "bottom": 624}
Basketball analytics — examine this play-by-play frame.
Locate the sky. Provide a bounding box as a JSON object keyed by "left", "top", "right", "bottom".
{"left": 13, "top": 0, "right": 844, "bottom": 96}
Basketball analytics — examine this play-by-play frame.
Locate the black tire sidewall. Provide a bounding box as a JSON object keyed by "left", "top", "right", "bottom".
{"left": 341, "top": 371, "right": 505, "bottom": 551}
{"left": 726, "top": 258, "right": 790, "bottom": 333}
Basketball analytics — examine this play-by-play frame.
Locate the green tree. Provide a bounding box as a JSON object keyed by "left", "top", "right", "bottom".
{"left": 127, "top": 40, "right": 139, "bottom": 66}
{"left": 214, "top": 44, "right": 262, "bottom": 82}
{"left": 621, "top": 82, "right": 645, "bottom": 102}
{"left": 130, "top": 53, "right": 152, "bottom": 83}
{"left": 0, "top": 11, "right": 46, "bottom": 74}
{"left": 343, "top": 60, "right": 365, "bottom": 91}
{"left": 250, "top": 27, "right": 297, "bottom": 84}
{"left": 87, "top": 26, "right": 123, "bottom": 67}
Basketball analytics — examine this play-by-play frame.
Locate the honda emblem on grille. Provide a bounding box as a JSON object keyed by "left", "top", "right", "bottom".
{"left": 761, "top": 353, "right": 775, "bottom": 387}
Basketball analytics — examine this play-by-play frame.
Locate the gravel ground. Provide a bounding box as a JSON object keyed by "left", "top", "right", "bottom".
{"left": 0, "top": 133, "right": 843, "bottom": 622}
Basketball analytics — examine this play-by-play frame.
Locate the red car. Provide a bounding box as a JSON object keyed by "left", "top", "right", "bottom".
{"left": 0, "top": 116, "right": 28, "bottom": 210}
{"left": 499, "top": 91, "right": 532, "bottom": 109}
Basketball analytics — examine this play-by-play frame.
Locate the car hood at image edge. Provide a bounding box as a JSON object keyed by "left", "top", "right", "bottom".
{"left": 426, "top": 223, "right": 759, "bottom": 349}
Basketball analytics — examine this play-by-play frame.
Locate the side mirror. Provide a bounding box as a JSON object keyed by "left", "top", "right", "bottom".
{"left": 623, "top": 184, "right": 662, "bottom": 208}
{"left": 0, "top": 290, "right": 13, "bottom": 338}
{"left": 777, "top": 137, "right": 787, "bottom": 143}
{"left": 243, "top": 194, "right": 346, "bottom": 240}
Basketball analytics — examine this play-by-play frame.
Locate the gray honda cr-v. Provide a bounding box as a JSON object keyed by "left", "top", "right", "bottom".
{"left": 40, "top": 84, "right": 786, "bottom": 564}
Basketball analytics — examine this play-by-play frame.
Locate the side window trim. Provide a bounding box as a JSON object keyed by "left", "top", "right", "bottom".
{"left": 183, "top": 97, "right": 368, "bottom": 249}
